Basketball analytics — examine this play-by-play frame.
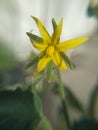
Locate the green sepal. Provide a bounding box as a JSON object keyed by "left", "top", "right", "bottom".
{"left": 26, "top": 32, "right": 43, "bottom": 43}
{"left": 26, "top": 53, "right": 43, "bottom": 69}
{"left": 52, "top": 18, "right": 57, "bottom": 32}
{"left": 47, "top": 61, "right": 54, "bottom": 82}
{"left": 52, "top": 18, "right": 61, "bottom": 42}
{"left": 26, "top": 55, "right": 39, "bottom": 69}
{"left": 60, "top": 52, "right": 75, "bottom": 69}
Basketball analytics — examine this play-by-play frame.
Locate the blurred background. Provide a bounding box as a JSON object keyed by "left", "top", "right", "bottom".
{"left": 0, "top": 0, "right": 98, "bottom": 129}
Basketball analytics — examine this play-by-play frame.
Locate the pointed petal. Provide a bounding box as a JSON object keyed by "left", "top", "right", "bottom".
{"left": 32, "top": 16, "right": 51, "bottom": 43}
{"left": 52, "top": 50, "right": 61, "bottom": 65}
{"left": 37, "top": 56, "right": 51, "bottom": 72}
{"left": 52, "top": 50, "right": 67, "bottom": 70}
{"left": 59, "top": 59, "right": 67, "bottom": 70}
{"left": 32, "top": 42, "right": 48, "bottom": 51}
{"left": 57, "top": 37, "right": 89, "bottom": 51}
{"left": 52, "top": 18, "right": 63, "bottom": 44}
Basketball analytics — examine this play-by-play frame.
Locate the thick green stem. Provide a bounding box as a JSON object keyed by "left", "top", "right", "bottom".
{"left": 40, "top": 115, "right": 53, "bottom": 130}
{"left": 56, "top": 68, "right": 71, "bottom": 130}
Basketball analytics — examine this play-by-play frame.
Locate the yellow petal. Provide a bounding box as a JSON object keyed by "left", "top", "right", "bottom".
{"left": 52, "top": 50, "right": 67, "bottom": 70}
{"left": 37, "top": 56, "right": 51, "bottom": 72}
{"left": 32, "top": 16, "right": 51, "bottom": 43}
{"left": 52, "top": 50, "right": 61, "bottom": 65}
{"left": 57, "top": 37, "right": 89, "bottom": 51}
{"left": 52, "top": 18, "right": 63, "bottom": 44}
{"left": 59, "top": 59, "right": 67, "bottom": 70}
{"left": 32, "top": 42, "right": 48, "bottom": 51}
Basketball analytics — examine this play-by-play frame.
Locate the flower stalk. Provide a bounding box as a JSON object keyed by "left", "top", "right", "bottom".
{"left": 40, "top": 115, "right": 53, "bottom": 130}
{"left": 56, "top": 67, "right": 71, "bottom": 130}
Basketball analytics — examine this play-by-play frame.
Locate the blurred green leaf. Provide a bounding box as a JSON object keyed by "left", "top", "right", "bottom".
{"left": 51, "top": 82, "right": 84, "bottom": 112}
{"left": 50, "top": 82, "right": 83, "bottom": 112}
{"left": 87, "top": 79, "right": 98, "bottom": 118}
{"left": 87, "top": 6, "right": 98, "bottom": 19}
{"left": 57, "top": 107, "right": 68, "bottom": 130}
{"left": 0, "top": 41, "right": 17, "bottom": 69}
{"left": 64, "top": 85, "right": 84, "bottom": 113}
{"left": 0, "top": 88, "right": 42, "bottom": 130}
{"left": 72, "top": 118, "right": 98, "bottom": 130}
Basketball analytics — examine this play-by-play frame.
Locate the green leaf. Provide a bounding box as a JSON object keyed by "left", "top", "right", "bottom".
{"left": 60, "top": 52, "right": 75, "bottom": 69}
{"left": 0, "top": 41, "right": 18, "bottom": 69}
{"left": 57, "top": 107, "right": 68, "bottom": 130}
{"left": 52, "top": 18, "right": 57, "bottom": 32}
{"left": 0, "top": 88, "right": 42, "bottom": 130}
{"left": 87, "top": 5, "right": 98, "bottom": 19}
{"left": 47, "top": 61, "right": 53, "bottom": 82}
{"left": 26, "top": 32, "right": 43, "bottom": 43}
{"left": 72, "top": 118, "right": 98, "bottom": 130}
{"left": 52, "top": 82, "right": 84, "bottom": 112}
{"left": 87, "top": 79, "right": 98, "bottom": 118}
{"left": 64, "top": 85, "right": 84, "bottom": 113}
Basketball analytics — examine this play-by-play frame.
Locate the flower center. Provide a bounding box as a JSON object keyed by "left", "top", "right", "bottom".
{"left": 46, "top": 45, "right": 55, "bottom": 56}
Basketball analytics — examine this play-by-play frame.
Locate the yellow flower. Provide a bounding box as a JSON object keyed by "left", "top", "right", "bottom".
{"left": 27, "top": 17, "right": 89, "bottom": 72}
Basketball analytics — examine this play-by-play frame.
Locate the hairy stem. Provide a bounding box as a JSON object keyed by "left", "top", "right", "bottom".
{"left": 56, "top": 68, "right": 71, "bottom": 130}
